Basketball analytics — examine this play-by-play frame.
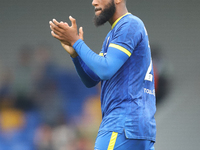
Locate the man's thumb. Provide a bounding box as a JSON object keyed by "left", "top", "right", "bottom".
{"left": 79, "top": 27, "right": 84, "bottom": 40}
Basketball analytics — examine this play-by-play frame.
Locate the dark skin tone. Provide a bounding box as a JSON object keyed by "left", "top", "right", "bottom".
{"left": 50, "top": 17, "right": 80, "bottom": 46}
{"left": 49, "top": 0, "right": 127, "bottom": 57}
{"left": 49, "top": 18, "right": 83, "bottom": 58}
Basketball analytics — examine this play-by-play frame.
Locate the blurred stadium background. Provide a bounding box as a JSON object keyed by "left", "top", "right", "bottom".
{"left": 0, "top": 0, "right": 199, "bottom": 150}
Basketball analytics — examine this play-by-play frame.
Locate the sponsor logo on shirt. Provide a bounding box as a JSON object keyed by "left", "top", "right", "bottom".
{"left": 144, "top": 88, "right": 155, "bottom": 96}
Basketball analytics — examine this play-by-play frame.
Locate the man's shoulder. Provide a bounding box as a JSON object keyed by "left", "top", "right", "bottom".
{"left": 126, "top": 14, "right": 144, "bottom": 25}
{"left": 116, "top": 13, "right": 144, "bottom": 29}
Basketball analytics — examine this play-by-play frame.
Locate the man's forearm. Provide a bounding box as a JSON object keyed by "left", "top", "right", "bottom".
{"left": 72, "top": 56, "right": 100, "bottom": 88}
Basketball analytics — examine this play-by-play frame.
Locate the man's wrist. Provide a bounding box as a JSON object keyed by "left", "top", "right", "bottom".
{"left": 71, "top": 37, "right": 81, "bottom": 47}
{"left": 70, "top": 52, "right": 78, "bottom": 58}
{"left": 72, "top": 39, "right": 83, "bottom": 49}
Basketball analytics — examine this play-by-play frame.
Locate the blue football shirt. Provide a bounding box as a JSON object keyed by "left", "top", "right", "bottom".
{"left": 98, "top": 13, "right": 156, "bottom": 141}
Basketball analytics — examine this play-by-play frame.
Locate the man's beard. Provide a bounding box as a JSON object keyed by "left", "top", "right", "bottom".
{"left": 93, "top": 0, "right": 116, "bottom": 27}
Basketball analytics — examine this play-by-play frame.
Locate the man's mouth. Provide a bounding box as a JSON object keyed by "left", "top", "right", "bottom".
{"left": 95, "top": 8, "right": 102, "bottom": 12}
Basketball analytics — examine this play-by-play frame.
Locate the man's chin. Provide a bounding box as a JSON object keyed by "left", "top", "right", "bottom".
{"left": 95, "top": 10, "right": 102, "bottom": 16}
{"left": 94, "top": 18, "right": 106, "bottom": 27}
{"left": 93, "top": 10, "right": 112, "bottom": 27}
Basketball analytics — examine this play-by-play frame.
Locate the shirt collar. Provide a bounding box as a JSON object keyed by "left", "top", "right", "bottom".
{"left": 111, "top": 13, "right": 131, "bottom": 29}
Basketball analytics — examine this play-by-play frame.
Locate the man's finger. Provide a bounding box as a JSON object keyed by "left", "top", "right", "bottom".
{"left": 50, "top": 19, "right": 68, "bottom": 30}
{"left": 51, "top": 31, "right": 61, "bottom": 40}
{"left": 50, "top": 20, "right": 66, "bottom": 36}
{"left": 50, "top": 25, "right": 62, "bottom": 36}
{"left": 52, "top": 19, "right": 60, "bottom": 26}
{"left": 49, "top": 21, "right": 56, "bottom": 28}
{"left": 64, "top": 22, "right": 68, "bottom": 25}
{"left": 69, "top": 16, "right": 77, "bottom": 29}
{"left": 49, "top": 21, "right": 59, "bottom": 32}
{"left": 59, "top": 22, "right": 69, "bottom": 29}
{"left": 79, "top": 27, "right": 84, "bottom": 40}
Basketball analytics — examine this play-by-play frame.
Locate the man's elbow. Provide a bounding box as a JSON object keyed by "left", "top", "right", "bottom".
{"left": 83, "top": 81, "right": 99, "bottom": 88}
{"left": 99, "top": 72, "right": 113, "bottom": 80}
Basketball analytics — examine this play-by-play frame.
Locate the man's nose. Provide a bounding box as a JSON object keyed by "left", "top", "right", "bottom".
{"left": 92, "top": 0, "right": 98, "bottom": 6}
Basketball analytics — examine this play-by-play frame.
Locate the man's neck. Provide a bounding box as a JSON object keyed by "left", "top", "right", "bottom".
{"left": 109, "top": 5, "right": 128, "bottom": 25}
